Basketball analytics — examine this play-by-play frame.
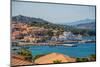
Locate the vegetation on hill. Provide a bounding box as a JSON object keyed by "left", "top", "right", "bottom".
{"left": 12, "top": 15, "right": 96, "bottom": 36}
{"left": 53, "top": 60, "right": 62, "bottom": 64}
{"left": 31, "top": 21, "right": 95, "bottom": 36}
{"left": 76, "top": 54, "right": 96, "bottom": 62}
{"left": 77, "top": 22, "right": 95, "bottom": 29}
{"left": 18, "top": 48, "right": 32, "bottom": 61}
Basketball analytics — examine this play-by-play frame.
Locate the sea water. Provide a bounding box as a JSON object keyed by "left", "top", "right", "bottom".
{"left": 12, "top": 36, "right": 96, "bottom": 58}
{"left": 26, "top": 43, "right": 96, "bottom": 58}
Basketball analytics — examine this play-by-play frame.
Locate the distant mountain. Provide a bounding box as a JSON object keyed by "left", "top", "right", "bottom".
{"left": 66, "top": 19, "right": 95, "bottom": 26}
{"left": 76, "top": 22, "right": 95, "bottom": 29}
{"left": 12, "top": 15, "right": 51, "bottom": 24}
{"left": 12, "top": 15, "right": 65, "bottom": 30}
{"left": 12, "top": 15, "right": 80, "bottom": 32}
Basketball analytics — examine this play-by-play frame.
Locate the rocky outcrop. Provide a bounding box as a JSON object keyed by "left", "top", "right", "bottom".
{"left": 34, "top": 53, "right": 76, "bottom": 64}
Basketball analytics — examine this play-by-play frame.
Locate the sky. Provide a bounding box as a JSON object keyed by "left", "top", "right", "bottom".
{"left": 12, "top": 1, "right": 96, "bottom": 24}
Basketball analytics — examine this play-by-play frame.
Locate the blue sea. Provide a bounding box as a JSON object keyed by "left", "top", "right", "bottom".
{"left": 12, "top": 36, "right": 96, "bottom": 58}
{"left": 12, "top": 43, "right": 96, "bottom": 58}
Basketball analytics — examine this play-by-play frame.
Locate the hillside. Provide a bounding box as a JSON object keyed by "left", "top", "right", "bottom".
{"left": 12, "top": 15, "right": 51, "bottom": 24}
{"left": 12, "top": 15, "right": 67, "bottom": 31}
{"left": 77, "top": 22, "right": 95, "bottom": 29}
{"left": 67, "top": 19, "right": 95, "bottom": 26}
{"left": 12, "top": 15, "right": 96, "bottom": 36}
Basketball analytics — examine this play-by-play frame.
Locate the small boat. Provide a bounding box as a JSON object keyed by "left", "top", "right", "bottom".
{"left": 78, "top": 40, "right": 86, "bottom": 43}
{"left": 62, "top": 44, "right": 75, "bottom": 47}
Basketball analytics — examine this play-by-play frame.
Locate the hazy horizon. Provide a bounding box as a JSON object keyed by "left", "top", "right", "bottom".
{"left": 12, "top": 1, "right": 96, "bottom": 24}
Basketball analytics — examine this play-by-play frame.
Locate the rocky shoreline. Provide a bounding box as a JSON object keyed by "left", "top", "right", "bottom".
{"left": 11, "top": 52, "right": 76, "bottom": 66}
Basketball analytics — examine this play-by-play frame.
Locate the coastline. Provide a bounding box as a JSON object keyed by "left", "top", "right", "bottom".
{"left": 11, "top": 52, "right": 76, "bottom": 66}
{"left": 12, "top": 40, "right": 96, "bottom": 46}
{"left": 11, "top": 52, "right": 96, "bottom": 66}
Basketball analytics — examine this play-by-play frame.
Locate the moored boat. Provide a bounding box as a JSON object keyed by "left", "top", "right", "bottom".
{"left": 62, "top": 44, "right": 76, "bottom": 47}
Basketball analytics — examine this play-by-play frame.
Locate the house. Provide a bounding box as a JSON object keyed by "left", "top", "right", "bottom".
{"left": 51, "top": 31, "right": 82, "bottom": 41}
{"left": 12, "top": 22, "right": 49, "bottom": 43}
{"left": 58, "top": 35, "right": 66, "bottom": 41}
{"left": 51, "top": 36, "right": 58, "bottom": 41}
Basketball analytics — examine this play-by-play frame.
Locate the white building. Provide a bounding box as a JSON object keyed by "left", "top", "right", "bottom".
{"left": 58, "top": 35, "right": 66, "bottom": 41}
{"left": 51, "top": 36, "right": 58, "bottom": 41}
{"left": 51, "top": 31, "right": 82, "bottom": 41}
{"left": 63, "top": 31, "right": 76, "bottom": 40}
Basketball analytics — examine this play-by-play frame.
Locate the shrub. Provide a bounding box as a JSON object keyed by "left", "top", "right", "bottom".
{"left": 81, "top": 58, "right": 89, "bottom": 62}
{"left": 76, "top": 54, "right": 96, "bottom": 62}
{"left": 76, "top": 58, "right": 82, "bottom": 62}
{"left": 76, "top": 58, "right": 88, "bottom": 62}
{"left": 53, "top": 60, "right": 62, "bottom": 64}
{"left": 18, "top": 48, "right": 32, "bottom": 61}
{"left": 89, "top": 54, "right": 96, "bottom": 61}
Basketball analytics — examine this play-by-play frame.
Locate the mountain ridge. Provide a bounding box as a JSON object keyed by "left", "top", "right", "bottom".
{"left": 11, "top": 15, "right": 96, "bottom": 36}
{"left": 66, "top": 19, "right": 95, "bottom": 26}
{"left": 12, "top": 15, "right": 52, "bottom": 24}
